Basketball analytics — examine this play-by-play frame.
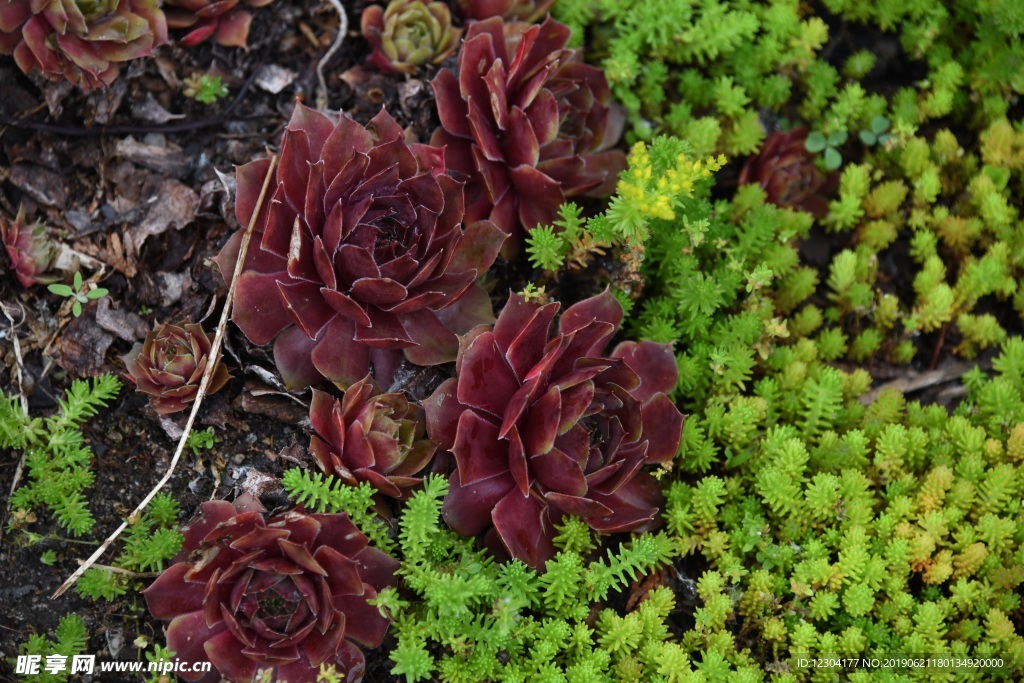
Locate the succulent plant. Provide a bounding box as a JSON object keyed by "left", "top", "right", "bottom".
{"left": 0, "top": 0, "right": 167, "bottom": 90}
{"left": 431, "top": 16, "right": 626, "bottom": 254}
{"left": 454, "top": 0, "right": 554, "bottom": 23}
{"left": 424, "top": 290, "right": 684, "bottom": 568}
{"left": 122, "top": 322, "right": 231, "bottom": 415}
{"left": 163, "top": 0, "right": 273, "bottom": 48}
{"left": 309, "top": 377, "right": 437, "bottom": 499}
{"left": 144, "top": 493, "right": 398, "bottom": 683}
{"left": 1, "top": 207, "right": 57, "bottom": 288}
{"left": 214, "top": 104, "right": 504, "bottom": 391}
{"left": 738, "top": 128, "right": 837, "bottom": 218}
{"left": 361, "top": 0, "right": 461, "bottom": 75}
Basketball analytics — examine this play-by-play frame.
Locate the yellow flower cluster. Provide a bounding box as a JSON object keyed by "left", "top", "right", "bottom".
{"left": 617, "top": 141, "right": 726, "bottom": 222}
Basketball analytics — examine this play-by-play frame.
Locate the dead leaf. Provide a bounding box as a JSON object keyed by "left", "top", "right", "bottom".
{"left": 124, "top": 180, "right": 199, "bottom": 274}
{"left": 48, "top": 313, "right": 114, "bottom": 377}
{"left": 9, "top": 163, "right": 66, "bottom": 208}
{"left": 114, "top": 137, "right": 191, "bottom": 176}
{"left": 131, "top": 93, "right": 185, "bottom": 124}
{"left": 255, "top": 64, "right": 298, "bottom": 94}
{"left": 95, "top": 298, "right": 148, "bottom": 342}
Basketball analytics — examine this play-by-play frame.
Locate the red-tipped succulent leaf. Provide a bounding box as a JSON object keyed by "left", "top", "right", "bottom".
{"left": 215, "top": 105, "right": 504, "bottom": 390}
{"left": 163, "top": 0, "right": 273, "bottom": 48}
{"left": 430, "top": 16, "right": 626, "bottom": 254}
{"left": 143, "top": 494, "right": 398, "bottom": 683}
{"left": 310, "top": 376, "right": 437, "bottom": 499}
{"left": 424, "top": 290, "right": 684, "bottom": 568}
{"left": 122, "top": 322, "right": 231, "bottom": 415}
{"left": 0, "top": 0, "right": 167, "bottom": 90}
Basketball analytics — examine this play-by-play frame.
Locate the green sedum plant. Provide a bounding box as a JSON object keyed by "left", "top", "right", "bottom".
{"left": 4, "top": 374, "right": 121, "bottom": 535}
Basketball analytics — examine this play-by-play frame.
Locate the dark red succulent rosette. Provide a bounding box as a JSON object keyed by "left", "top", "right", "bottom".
{"left": 0, "top": 0, "right": 167, "bottom": 90}
{"left": 122, "top": 322, "right": 231, "bottom": 415}
{"left": 214, "top": 105, "right": 505, "bottom": 390}
{"left": 310, "top": 376, "right": 437, "bottom": 499}
{"left": 423, "top": 291, "right": 684, "bottom": 568}
{"left": 430, "top": 16, "right": 626, "bottom": 255}
{"left": 143, "top": 494, "right": 398, "bottom": 683}
{"left": 738, "top": 128, "right": 837, "bottom": 218}
{"left": 163, "top": 0, "right": 273, "bottom": 48}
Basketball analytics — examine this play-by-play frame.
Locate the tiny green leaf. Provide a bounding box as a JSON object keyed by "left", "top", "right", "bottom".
{"left": 871, "top": 115, "right": 890, "bottom": 134}
{"left": 859, "top": 130, "right": 877, "bottom": 146}
{"left": 828, "top": 130, "right": 848, "bottom": 146}
{"left": 805, "top": 131, "right": 827, "bottom": 153}
{"left": 72, "top": 301, "right": 82, "bottom": 317}
{"left": 86, "top": 288, "right": 108, "bottom": 300}
{"left": 73, "top": 271, "right": 83, "bottom": 289}
{"left": 824, "top": 147, "right": 842, "bottom": 170}
{"left": 48, "top": 284, "right": 74, "bottom": 297}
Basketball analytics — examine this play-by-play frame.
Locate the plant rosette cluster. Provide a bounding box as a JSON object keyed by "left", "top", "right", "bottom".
{"left": 215, "top": 105, "right": 505, "bottom": 390}
{"left": 424, "top": 290, "right": 684, "bottom": 568}
{"left": 309, "top": 376, "right": 437, "bottom": 500}
{"left": 122, "top": 322, "right": 230, "bottom": 415}
{"left": 1, "top": 206, "right": 57, "bottom": 288}
{"left": 143, "top": 493, "right": 398, "bottom": 683}
{"left": 431, "top": 16, "right": 626, "bottom": 254}
{"left": 738, "top": 127, "right": 837, "bottom": 218}
{"left": 361, "top": 0, "right": 460, "bottom": 75}
{"left": 163, "top": 0, "right": 273, "bottom": 48}
{"left": 0, "top": 0, "right": 167, "bottom": 90}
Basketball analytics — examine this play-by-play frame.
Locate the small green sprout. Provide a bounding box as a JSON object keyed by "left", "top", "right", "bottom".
{"left": 186, "top": 427, "right": 217, "bottom": 456}
{"left": 40, "top": 550, "right": 58, "bottom": 566}
{"left": 858, "top": 115, "right": 893, "bottom": 146}
{"left": 184, "top": 73, "right": 229, "bottom": 104}
{"left": 805, "top": 129, "right": 848, "bottom": 170}
{"left": 48, "top": 271, "right": 108, "bottom": 317}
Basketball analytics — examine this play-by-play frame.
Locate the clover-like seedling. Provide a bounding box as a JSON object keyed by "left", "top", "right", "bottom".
{"left": 183, "top": 73, "right": 229, "bottom": 104}
{"left": 48, "top": 271, "right": 108, "bottom": 317}
{"left": 858, "top": 115, "right": 893, "bottom": 146}
{"left": 805, "top": 129, "right": 848, "bottom": 171}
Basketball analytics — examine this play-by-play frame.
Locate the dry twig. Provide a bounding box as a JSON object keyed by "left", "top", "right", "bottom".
{"left": 317, "top": 0, "right": 348, "bottom": 111}
{"left": 51, "top": 154, "right": 279, "bottom": 599}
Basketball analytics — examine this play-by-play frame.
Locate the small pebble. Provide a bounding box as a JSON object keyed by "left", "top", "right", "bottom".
{"left": 232, "top": 454, "right": 246, "bottom": 465}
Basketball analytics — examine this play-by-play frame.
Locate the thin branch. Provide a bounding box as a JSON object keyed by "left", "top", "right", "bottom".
{"left": 317, "top": 0, "right": 348, "bottom": 111}
{"left": 51, "top": 153, "right": 279, "bottom": 599}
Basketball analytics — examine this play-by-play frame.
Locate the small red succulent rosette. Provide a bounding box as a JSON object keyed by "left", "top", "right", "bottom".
{"left": 738, "top": 128, "right": 838, "bottom": 218}
{"left": 0, "top": 0, "right": 167, "bottom": 90}
{"left": 1, "top": 207, "right": 57, "bottom": 288}
{"left": 425, "top": 290, "right": 685, "bottom": 568}
{"left": 309, "top": 376, "right": 438, "bottom": 499}
{"left": 215, "top": 104, "right": 504, "bottom": 390}
{"left": 431, "top": 16, "right": 626, "bottom": 254}
{"left": 143, "top": 494, "right": 398, "bottom": 683}
{"left": 122, "top": 322, "right": 231, "bottom": 415}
